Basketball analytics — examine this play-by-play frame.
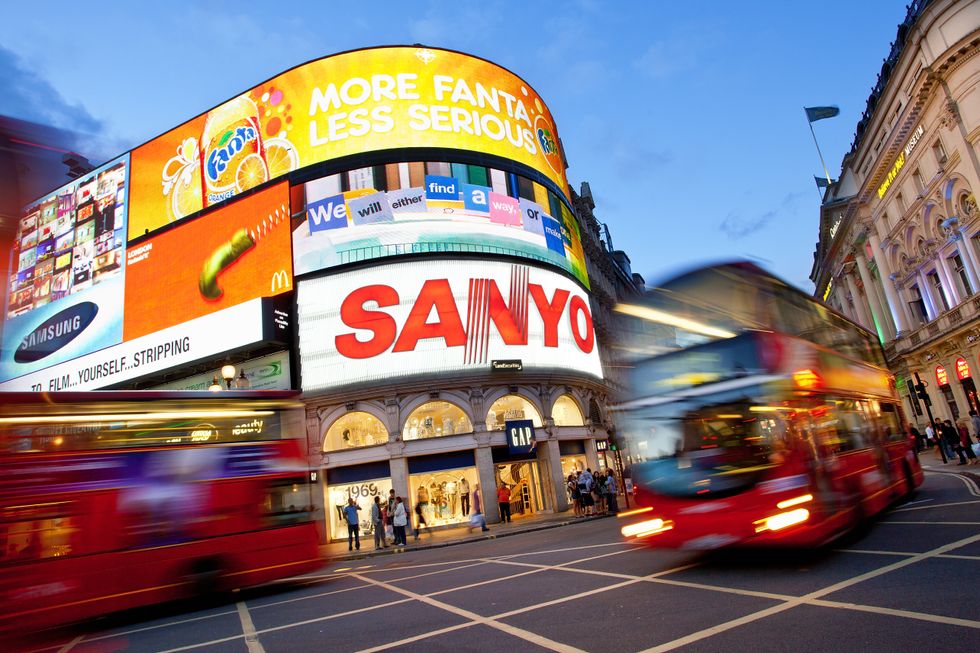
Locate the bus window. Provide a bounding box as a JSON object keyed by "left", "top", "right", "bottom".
{"left": 879, "top": 403, "right": 905, "bottom": 442}
{"left": 1, "top": 505, "right": 75, "bottom": 562}
{"left": 265, "top": 478, "right": 311, "bottom": 526}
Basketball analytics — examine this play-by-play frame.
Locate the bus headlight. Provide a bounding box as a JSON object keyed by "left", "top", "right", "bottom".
{"left": 754, "top": 508, "right": 809, "bottom": 533}
{"left": 621, "top": 518, "right": 674, "bottom": 538}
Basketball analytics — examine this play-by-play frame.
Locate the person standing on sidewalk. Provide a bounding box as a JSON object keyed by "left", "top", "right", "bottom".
{"left": 470, "top": 483, "right": 489, "bottom": 532}
{"left": 497, "top": 483, "right": 512, "bottom": 523}
{"left": 343, "top": 499, "right": 361, "bottom": 551}
{"left": 958, "top": 420, "right": 978, "bottom": 465}
{"left": 392, "top": 496, "right": 408, "bottom": 545}
{"left": 606, "top": 470, "right": 619, "bottom": 514}
{"left": 371, "top": 496, "right": 386, "bottom": 550}
{"left": 943, "top": 420, "right": 968, "bottom": 464}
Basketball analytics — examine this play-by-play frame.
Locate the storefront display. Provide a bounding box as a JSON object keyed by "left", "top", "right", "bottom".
{"left": 486, "top": 395, "right": 542, "bottom": 431}
{"left": 495, "top": 460, "right": 547, "bottom": 518}
{"left": 325, "top": 411, "right": 389, "bottom": 451}
{"left": 560, "top": 454, "right": 588, "bottom": 479}
{"left": 409, "top": 466, "right": 479, "bottom": 528}
{"left": 325, "top": 477, "right": 392, "bottom": 541}
{"left": 403, "top": 401, "right": 472, "bottom": 440}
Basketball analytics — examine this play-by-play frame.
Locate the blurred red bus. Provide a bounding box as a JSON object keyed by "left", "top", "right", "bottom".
{"left": 0, "top": 391, "right": 322, "bottom": 636}
{"left": 612, "top": 263, "right": 922, "bottom": 549}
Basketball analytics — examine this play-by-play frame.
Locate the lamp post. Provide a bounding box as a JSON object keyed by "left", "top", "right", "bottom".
{"left": 208, "top": 375, "right": 222, "bottom": 392}
{"left": 221, "top": 364, "right": 236, "bottom": 390}
{"left": 234, "top": 369, "right": 250, "bottom": 389}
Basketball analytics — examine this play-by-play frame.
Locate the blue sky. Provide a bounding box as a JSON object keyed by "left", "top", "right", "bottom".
{"left": 0, "top": 0, "right": 911, "bottom": 291}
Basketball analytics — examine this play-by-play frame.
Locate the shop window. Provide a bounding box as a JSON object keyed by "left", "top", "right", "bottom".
{"left": 932, "top": 139, "right": 947, "bottom": 166}
{"left": 410, "top": 467, "right": 479, "bottom": 528}
{"left": 324, "top": 412, "right": 389, "bottom": 451}
{"left": 928, "top": 270, "right": 949, "bottom": 312}
{"left": 326, "top": 477, "right": 391, "bottom": 541}
{"left": 486, "top": 395, "right": 543, "bottom": 431}
{"left": 552, "top": 395, "right": 585, "bottom": 426}
{"left": 950, "top": 253, "right": 973, "bottom": 296}
{"left": 403, "top": 402, "right": 472, "bottom": 440}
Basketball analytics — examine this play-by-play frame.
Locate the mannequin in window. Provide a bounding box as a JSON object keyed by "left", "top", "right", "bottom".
{"left": 459, "top": 476, "right": 470, "bottom": 515}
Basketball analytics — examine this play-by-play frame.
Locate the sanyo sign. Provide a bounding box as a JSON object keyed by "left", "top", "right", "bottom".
{"left": 296, "top": 259, "right": 603, "bottom": 391}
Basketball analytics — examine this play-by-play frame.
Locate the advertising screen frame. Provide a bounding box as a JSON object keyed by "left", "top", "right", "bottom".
{"left": 128, "top": 45, "right": 572, "bottom": 241}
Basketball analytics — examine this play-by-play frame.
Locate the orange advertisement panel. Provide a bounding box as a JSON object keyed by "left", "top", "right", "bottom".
{"left": 123, "top": 183, "right": 291, "bottom": 341}
{"left": 128, "top": 46, "right": 569, "bottom": 240}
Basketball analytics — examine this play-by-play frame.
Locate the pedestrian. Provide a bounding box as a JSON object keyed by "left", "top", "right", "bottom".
{"left": 606, "top": 470, "right": 619, "bottom": 514}
{"left": 414, "top": 500, "right": 429, "bottom": 539}
{"left": 371, "top": 496, "right": 386, "bottom": 550}
{"left": 470, "top": 483, "right": 489, "bottom": 532}
{"left": 958, "top": 420, "right": 978, "bottom": 465}
{"left": 908, "top": 423, "right": 923, "bottom": 452}
{"left": 392, "top": 496, "right": 408, "bottom": 545}
{"left": 578, "top": 469, "right": 594, "bottom": 516}
{"left": 943, "top": 419, "right": 967, "bottom": 464}
{"left": 343, "top": 498, "right": 361, "bottom": 551}
{"left": 567, "top": 474, "right": 581, "bottom": 517}
{"left": 925, "top": 421, "right": 936, "bottom": 452}
{"left": 497, "top": 483, "right": 512, "bottom": 523}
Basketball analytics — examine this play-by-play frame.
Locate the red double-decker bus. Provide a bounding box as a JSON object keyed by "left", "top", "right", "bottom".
{"left": 612, "top": 262, "right": 922, "bottom": 549}
{"left": 0, "top": 391, "right": 322, "bottom": 641}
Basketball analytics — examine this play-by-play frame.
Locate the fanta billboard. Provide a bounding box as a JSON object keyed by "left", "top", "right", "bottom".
{"left": 123, "top": 182, "right": 292, "bottom": 341}
{"left": 297, "top": 259, "right": 602, "bottom": 392}
{"left": 128, "top": 46, "right": 570, "bottom": 240}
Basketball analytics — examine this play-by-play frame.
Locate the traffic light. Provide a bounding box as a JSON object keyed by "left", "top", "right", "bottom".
{"left": 914, "top": 382, "right": 931, "bottom": 405}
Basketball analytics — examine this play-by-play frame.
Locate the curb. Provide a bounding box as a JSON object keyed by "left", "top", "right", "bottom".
{"left": 327, "top": 513, "right": 615, "bottom": 562}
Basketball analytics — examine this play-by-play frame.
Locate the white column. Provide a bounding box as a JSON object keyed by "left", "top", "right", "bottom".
{"left": 866, "top": 232, "right": 908, "bottom": 333}
{"left": 537, "top": 437, "right": 568, "bottom": 512}
{"left": 855, "top": 249, "right": 887, "bottom": 338}
{"left": 845, "top": 272, "right": 874, "bottom": 330}
{"left": 474, "top": 442, "right": 500, "bottom": 524}
{"left": 955, "top": 230, "right": 980, "bottom": 294}
{"left": 936, "top": 253, "right": 962, "bottom": 306}
{"left": 918, "top": 270, "right": 939, "bottom": 320}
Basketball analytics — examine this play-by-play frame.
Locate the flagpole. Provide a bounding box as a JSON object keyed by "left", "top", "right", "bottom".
{"left": 806, "top": 109, "right": 833, "bottom": 187}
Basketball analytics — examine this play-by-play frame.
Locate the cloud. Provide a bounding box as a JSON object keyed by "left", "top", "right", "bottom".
{"left": 719, "top": 192, "right": 806, "bottom": 240}
{"left": 633, "top": 23, "right": 722, "bottom": 79}
{"left": 0, "top": 44, "right": 101, "bottom": 135}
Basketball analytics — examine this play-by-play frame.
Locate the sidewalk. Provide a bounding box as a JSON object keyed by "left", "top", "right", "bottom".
{"left": 919, "top": 455, "right": 980, "bottom": 484}
{"left": 323, "top": 510, "right": 615, "bottom": 562}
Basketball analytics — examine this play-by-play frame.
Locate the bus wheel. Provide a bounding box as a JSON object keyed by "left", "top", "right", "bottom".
{"left": 188, "top": 557, "right": 227, "bottom": 597}
{"left": 902, "top": 462, "right": 917, "bottom": 501}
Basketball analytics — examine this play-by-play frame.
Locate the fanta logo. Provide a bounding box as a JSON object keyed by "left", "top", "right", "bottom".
{"left": 206, "top": 126, "right": 257, "bottom": 182}
{"left": 537, "top": 127, "right": 557, "bottom": 155}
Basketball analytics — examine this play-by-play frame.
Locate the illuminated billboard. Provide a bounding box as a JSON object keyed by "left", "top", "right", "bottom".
{"left": 1, "top": 155, "right": 129, "bottom": 383}
{"left": 129, "top": 46, "right": 569, "bottom": 239}
{"left": 297, "top": 259, "right": 602, "bottom": 393}
{"left": 124, "top": 182, "right": 292, "bottom": 341}
{"left": 293, "top": 159, "right": 589, "bottom": 288}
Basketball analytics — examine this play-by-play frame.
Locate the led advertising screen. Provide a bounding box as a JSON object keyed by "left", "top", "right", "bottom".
{"left": 297, "top": 259, "right": 603, "bottom": 393}
{"left": 1, "top": 155, "right": 129, "bottom": 383}
{"left": 124, "top": 182, "right": 292, "bottom": 341}
{"left": 128, "top": 46, "right": 569, "bottom": 240}
{"left": 293, "top": 159, "right": 589, "bottom": 288}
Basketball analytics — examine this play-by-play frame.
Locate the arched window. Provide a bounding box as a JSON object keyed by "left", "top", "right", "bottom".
{"left": 552, "top": 395, "right": 585, "bottom": 426}
{"left": 486, "top": 395, "right": 543, "bottom": 431}
{"left": 324, "top": 412, "right": 388, "bottom": 451}
{"left": 403, "top": 401, "right": 472, "bottom": 440}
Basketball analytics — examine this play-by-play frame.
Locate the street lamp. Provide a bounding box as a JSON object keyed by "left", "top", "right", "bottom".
{"left": 208, "top": 375, "right": 222, "bottom": 392}
{"left": 221, "top": 364, "right": 236, "bottom": 390}
{"left": 234, "top": 369, "right": 250, "bottom": 389}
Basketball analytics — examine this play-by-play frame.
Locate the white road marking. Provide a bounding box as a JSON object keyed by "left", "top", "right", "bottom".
{"left": 154, "top": 599, "right": 413, "bottom": 653}
{"left": 427, "top": 566, "right": 548, "bottom": 597}
{"left": 236, "top": 602, "right": 266, "bottom": 653}
{"left": 54, "top": 635, "right": 84, "bottom": 653}
{"left": 354, "top": 622, "right": 478, "bottom": 653}
{"left": 922, "top": 469, "right": 980, "bottom": 496}
{"left": 248, "top": 582, "right": 372, "bottom": 610}
{"left": 883, "top": 520, "right": 980, "bottom": 525}
{"left": 352, "top": 572, "right": 586, "bottom": 653}
{"left": 809, "top": 598, "right": 980, "bottom": 629}
{"left": 892, "top": 499, "right": 980, "bottom": 512}
{"left": 80, "top": 609, "right": 238, "bottom": 642}
{"left": 902, "top": 498, "right": 934, "bottom": 506}
{"left": 636, "top": 532, "right": 980, "bottom": 652}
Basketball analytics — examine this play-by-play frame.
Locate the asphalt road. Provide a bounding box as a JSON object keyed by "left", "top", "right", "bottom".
{"left": 25, "top": 470, "right": 980, "bottom": 653}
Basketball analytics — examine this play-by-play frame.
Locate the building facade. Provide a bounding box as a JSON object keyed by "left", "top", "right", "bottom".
{"left": 1, "top": 46, "right": 644, "bottom": 542}
{"left": 811, "top": 0, "right": 980, "bottom": 426}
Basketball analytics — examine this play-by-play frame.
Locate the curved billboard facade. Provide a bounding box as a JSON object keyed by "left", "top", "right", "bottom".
{"left": 129, "top": 46, "right": 570, "bottom": 240}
